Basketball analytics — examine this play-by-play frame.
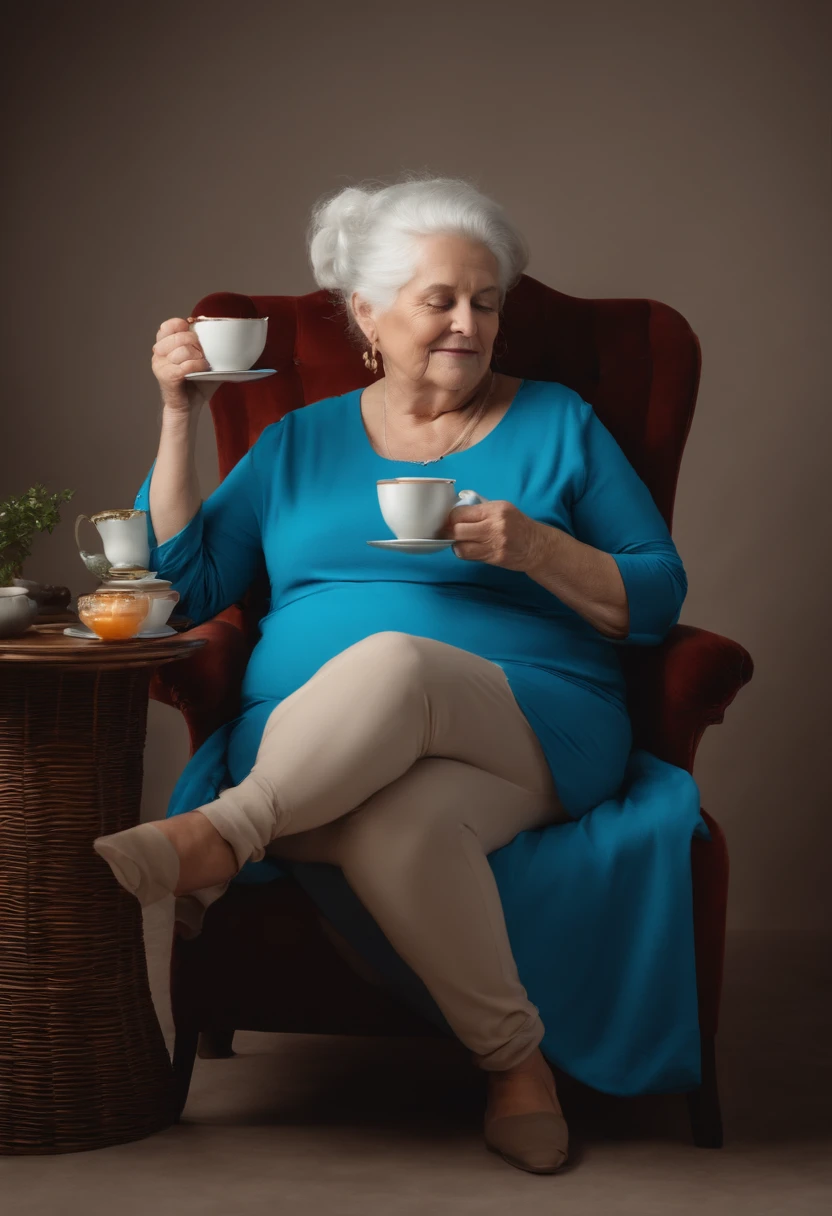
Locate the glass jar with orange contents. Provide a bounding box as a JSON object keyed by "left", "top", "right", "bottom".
{"left": 77, "top": 588, "right": 151, "bottom": 641}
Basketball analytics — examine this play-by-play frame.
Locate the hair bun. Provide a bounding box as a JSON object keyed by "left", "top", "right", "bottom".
{"left": 306, "top": 174, "right": 529, "bottom": 334}
{"left": 308, "top": 186, "right": 373, "bottom": 291}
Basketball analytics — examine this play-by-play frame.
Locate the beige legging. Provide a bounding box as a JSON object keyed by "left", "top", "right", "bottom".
{"left": 196, "top": 631, "right": 570, "bottom": 1071}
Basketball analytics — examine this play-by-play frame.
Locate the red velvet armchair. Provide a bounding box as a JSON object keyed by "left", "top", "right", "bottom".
{"left": 153, "top": 276, "right": 753, "bottom": 1147}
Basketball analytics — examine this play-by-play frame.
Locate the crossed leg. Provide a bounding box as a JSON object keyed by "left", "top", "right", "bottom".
{"left": 193, "top": 630, "right": 564, "bottom": 866}
{"left": 269, "top": 754, "right": 569, "bottom": 1069}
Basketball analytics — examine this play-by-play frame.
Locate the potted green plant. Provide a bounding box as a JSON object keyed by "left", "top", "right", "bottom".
{"left": 0, "top": 485, "right": 74, "bottom": 636}
{"left": 0, "top": 484, "right": 75, "bottom": 585}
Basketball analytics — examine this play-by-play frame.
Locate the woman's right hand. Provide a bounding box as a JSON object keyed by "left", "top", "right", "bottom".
{"left": 152, "top": 317, "right": 215, "bottom": 412}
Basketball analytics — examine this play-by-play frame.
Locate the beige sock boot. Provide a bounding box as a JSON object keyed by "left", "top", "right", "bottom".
{"left": 93, "top": 823, "right": 180, "bottom": 907}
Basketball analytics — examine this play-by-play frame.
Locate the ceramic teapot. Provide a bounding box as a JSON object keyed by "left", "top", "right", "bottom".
{"left": 75, "top": 509, "right": 150, "bottom": 579}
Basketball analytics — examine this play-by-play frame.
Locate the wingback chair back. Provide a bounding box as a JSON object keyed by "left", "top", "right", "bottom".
{"left": 193, "top": 275, "right": 700, "bottom": 530}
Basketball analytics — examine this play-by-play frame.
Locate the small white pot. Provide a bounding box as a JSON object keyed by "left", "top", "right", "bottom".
{"left": 0, "top": 586, "right": 38, "bottom": 637}
{"left": 142, "top": 588, "right": 179, "bottom": 632}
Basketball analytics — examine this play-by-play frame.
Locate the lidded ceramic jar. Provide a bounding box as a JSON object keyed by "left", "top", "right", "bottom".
{"left": 0, "top": 586, "right": 38, "bottom": 638}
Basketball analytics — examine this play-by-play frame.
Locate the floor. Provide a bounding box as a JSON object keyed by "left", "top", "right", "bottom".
{"left": 2, "top": 915, "right": 830, "bottom": 1215}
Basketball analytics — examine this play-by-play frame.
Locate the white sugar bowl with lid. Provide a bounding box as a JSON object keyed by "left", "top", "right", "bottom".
{"left": 102, "top": 574, "right": 179, "bottom": 633}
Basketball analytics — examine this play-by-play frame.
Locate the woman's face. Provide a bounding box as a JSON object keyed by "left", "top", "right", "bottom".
{"left": 354, "top": 234, "right": 501, "bottom": 393}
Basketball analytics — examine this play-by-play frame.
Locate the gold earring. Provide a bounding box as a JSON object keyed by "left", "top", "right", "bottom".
{"left": 362, "top": 342, "right": 380, "bottom": 374}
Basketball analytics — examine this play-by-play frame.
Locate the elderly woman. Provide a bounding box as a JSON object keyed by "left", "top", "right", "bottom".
{"left": 94, "top": 175, "right": 686, "bottom": 1175}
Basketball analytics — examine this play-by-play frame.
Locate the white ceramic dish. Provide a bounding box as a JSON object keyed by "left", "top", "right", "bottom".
{"left": 101, "top": 576, "right": 171, "bottom": 589}
{"left": 63, "top": 624, "right": 177, "bottom": 641}
{"left": 366, "top": 539, "right": 455, "bottom": 555}
{"left": 184, "top": 369, "right": 276, "bottom": 383}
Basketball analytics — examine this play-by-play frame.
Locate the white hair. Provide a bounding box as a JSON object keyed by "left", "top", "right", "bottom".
{"left": 307, "top": 172, "right": 530, "bottom": 341}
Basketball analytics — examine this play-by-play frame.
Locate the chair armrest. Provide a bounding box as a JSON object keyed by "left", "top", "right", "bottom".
{"left": 150, "top": 618, "right": 250, "bottom": 752}
{"left": 618, "top": 624, "right": 754, "bottom": 771}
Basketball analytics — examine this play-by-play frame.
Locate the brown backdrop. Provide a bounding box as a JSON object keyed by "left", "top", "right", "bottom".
{"left": 1, "top": 0, "right": 829, "bottom": 932}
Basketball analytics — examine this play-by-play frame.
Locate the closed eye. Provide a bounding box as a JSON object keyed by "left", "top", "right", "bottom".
{"left": 428, "top": 303, "right": 495, "bottom": 312}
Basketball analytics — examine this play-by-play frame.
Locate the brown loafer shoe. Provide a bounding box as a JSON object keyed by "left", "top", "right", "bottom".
{"left": 484, "top": 1111, "right": 569, "bottom": 1174}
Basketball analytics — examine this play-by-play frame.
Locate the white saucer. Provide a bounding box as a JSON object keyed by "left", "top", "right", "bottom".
{"left": 367, "top": 539, "right": 454, "bottom": 555}
{"left": 184, "top": 369, "right": 277, "bottom": 383}
{"left": 101, "top": 576, "right": 171, "bottom": 589}
{"left": 63, "top": 624, "right": 178, "bottom": 641}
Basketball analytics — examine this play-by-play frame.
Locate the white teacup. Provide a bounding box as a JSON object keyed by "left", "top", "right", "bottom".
{"left": 377, "top": 477, "right": 483, "bottom": 540}
{"left": 189, "top": 316, "right": 268, "bottom": 372}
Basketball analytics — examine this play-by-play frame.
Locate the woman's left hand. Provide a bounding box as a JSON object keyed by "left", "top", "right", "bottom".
{"left": 440, "top": 500, "right": 543, "bottom": 571}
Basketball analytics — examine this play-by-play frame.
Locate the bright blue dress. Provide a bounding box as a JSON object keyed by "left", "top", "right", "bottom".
{"left": 135, "top": 379, "right": 709, "bottom": 1095}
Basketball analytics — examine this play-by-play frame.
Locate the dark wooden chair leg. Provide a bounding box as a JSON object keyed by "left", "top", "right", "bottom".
{"left": 198, "top": 1029, "right": 236, "bottom": 1059}
{"left": 686, "top": 1033, "right": 723, "bottom": 1148}
{"left": 171, "top": 1025, "right": 199, "bottom": 1121}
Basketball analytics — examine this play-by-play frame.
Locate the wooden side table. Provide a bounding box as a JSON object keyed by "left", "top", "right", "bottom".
{"left": 0, "top": 626, "right": 205, "bottom": 1155}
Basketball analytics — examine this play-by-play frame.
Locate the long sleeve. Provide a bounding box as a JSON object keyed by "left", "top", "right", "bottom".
{"left": 133, "top": 421, "right": 281, "bottom": 625}
{"left": 571, "top": 401, "right": 687, "bottom": 646}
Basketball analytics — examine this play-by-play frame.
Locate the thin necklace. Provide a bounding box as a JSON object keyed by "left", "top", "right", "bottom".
{"left": 383, "top": 372, "right": 496, "bottom": 465}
